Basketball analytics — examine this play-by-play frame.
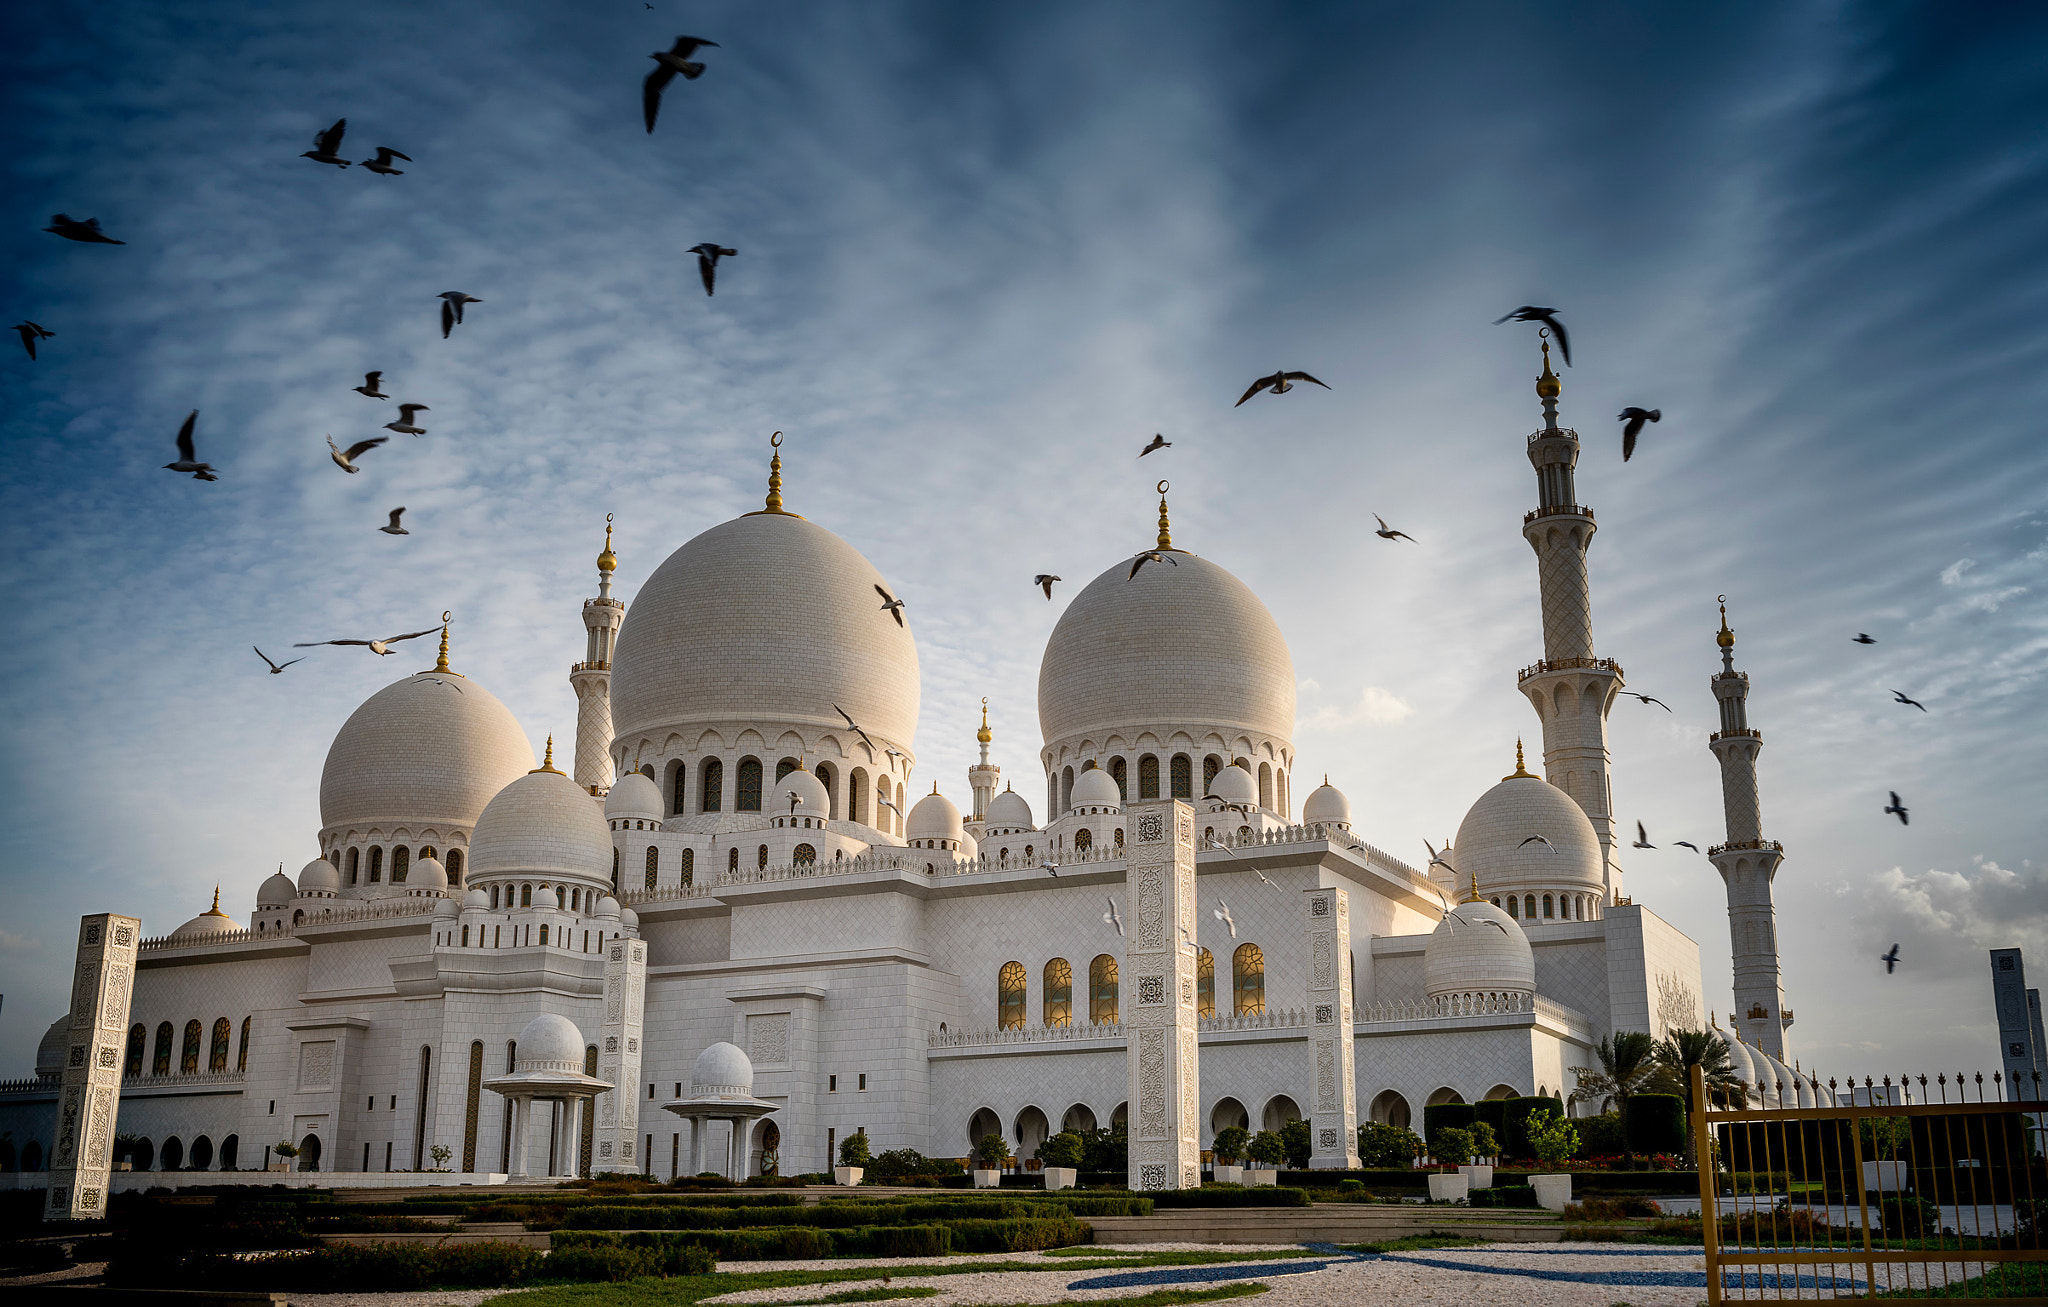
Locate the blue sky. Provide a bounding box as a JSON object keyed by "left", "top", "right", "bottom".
{"left": 2, "top": 1, "right": 2044, "bottom": 1083}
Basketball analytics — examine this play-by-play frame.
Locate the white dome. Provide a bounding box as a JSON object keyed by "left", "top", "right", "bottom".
{"left": 36, "top": 1017, "right": 68, "bottom": 1078}
{"left": 1207, "top": 763, "right": 1257, "bottom": 806}
{"left": 1070, "top": 767, "right": 1122, "bottom": 811}
{"left": 907, "top": 789, "right": 963, "bottom": 842}
{"left": 1452, "top": 767, "right": 1603, "bottom": 893}
{"left": 776, "top": 766, "right": 829, "bottom": 820}
{"left": 605, "top": 771, "right": 663, "bottom": 821}
{"left": 463, "top": 886, "right": 490, "bottom": 910}
{"left": 1039, "top": 549, "right": 1294, "bottom": 748}
{"left": 619, "top": 907, "right": 639, "bottom": 930}
{"left": 958, "top": 829, "right": 979, "bottom": 861}
{"left": 411, "top": 856, "right": 449, "bottom": 891}
{"left": 690, "top": 1041, "right": 755, "bottom": 1096}
{"left": 1301, "top": 780, "right": 1350, "bottom": 826}
{"left": 610, "top": 511, "right": 920, "bottom": 755}
{"left": 471, "top": 767, "right": 614, "bottom": 884}
{"left": 594, "top": 894, "right": 621, "bottom": 920}
{"left": 319, "top": 671, "right": 534, "bottom": 834}
{"left": 434, "top": 896, "right": 458, "bottom": 918}
{"left": 514, "top": 1013, "right": 588, "bottom": 1073}
{"left": 257, "top": 869, "right": 298, "bottom": 907}
{"left": 986, "top": 788, "right": 1034, "bottom": 830}
{"left": 170, "top": 897, "right": 237, "bottom": 940}
{"left": 298, "top": 856, "right": 339, "bottom": 895}
{"left": 1423, "top": 899, "right": 1536, "bottom": 997}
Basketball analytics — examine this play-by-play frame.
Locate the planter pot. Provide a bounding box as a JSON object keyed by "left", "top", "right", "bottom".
{"left": 972, "top": 1168, "right": 1002, "bottom": 1189}
{"left": 114, "top": 1162, "right": 133, "bottom": 1172}
{"left": 268, "top": 1160, "right": 291, "bottom": 1172}
{"left": 1042, "top": 1166, "right": 1077, "bottom": 1191}
{"left": 1212, "top": 1164, "right": 1244, "bottom": 1184}
{"left": 833, "top": 1167, "right": 863, "bottom": 1186}
{"left": 1863, "top": 1161, "right": 1907, "bottom": 1193}
{"left": 1529, "top": 1174, "right": 1572, "bottom": 1211}
{"left": 1458, "top": 1164, "right": 1493, "bottom": 1190}
{"left": 1244, "top": 1168, "right": 1278, "bottom": 1187}
{"left": 1427, "top": 1173, "right": 1469, "bottom": 1203}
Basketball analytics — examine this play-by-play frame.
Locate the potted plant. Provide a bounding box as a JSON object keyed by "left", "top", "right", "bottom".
{"left": 1859, "top": 1116, "right": 1910, "bottom": 1194}
{"left": 269, "top": 1140, "right": 299, "bottom": 1173}
{"left": 1243, "top": 1129, "right": 1286, "bottom": 1186}
{"left": 1428, "top": 1127, "right": 1473, "bottom": 1202}
{"left": 835, "top": 1130, "right": 871, "bottom": 1186}
{"left": 1460, "top": 1120, "right": 1498, "bottom": 1191}
{"left": 972, "top": 1132, "right": 1009, "bottom": 1189}
{"left": 428, "top": 1144, "right": 453, "bottom": 1173}
{"left": 1211, "top": 1126, "right": 1250, "bottom": 1184}
{"left": 1036, "top": 1130, "right": 1084, "bottom": 1191}
{"left": 1525, "top": 1110, "right": 1580, "bottom": 1211}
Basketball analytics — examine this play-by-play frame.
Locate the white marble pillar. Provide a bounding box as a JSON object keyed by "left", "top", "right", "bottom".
{"left": 1303, "top": 886, "right": 1361, "bottom": 1168}
{"left": 47, "top": 914, "right": 141, "bottom": 1221}
{"left": 508, "top": 1098, "right": 529, "bottom": 1177}
{"left": 596, "top": 936, "right": 647, "bottom": 1174}
{"left": 1124, "top": 798, "right": 1201, "bottom": 1191}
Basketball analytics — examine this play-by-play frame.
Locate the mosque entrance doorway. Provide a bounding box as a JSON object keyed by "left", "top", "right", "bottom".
{"left": 1210, "top": 1097, "right": 1249, "bottom": 1137}
{"left": 1013, "top": 1106, "right": 1049, "bottom": 1160}
{"left": 1369, "top": 1089, "right": 1411, "bottom": 1130}
{"left": 298, "top": 1133, "right": 322, "bottom": 1172}
{"left": 1260, "top": 1095, "right": 1300, "bottom": 1133}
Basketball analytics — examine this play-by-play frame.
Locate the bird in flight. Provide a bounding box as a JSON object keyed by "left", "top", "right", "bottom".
{"left": 302, "top": 119, "right": 351, "bottom": 167}
{"left": 44, "top": 214, "right": 124, "bottom": 244}
{"left": 354, "top": 371, "right": 389, "bottom": 399}
{"left": 689, "top": 244, "right": 737, "bottom": 296}
{"left": 1623, "top": 692, "right": 1672, "bottom": 711}
{"left": 1129, "top": 549, "right": 1177, "bottom": 580}
{"left": 1632, "top": 821, "right": 1656, "bottom": 850}
{"left": 1884, "top": 791, "right": 1909, "bottom": 825}
{"left": 438, "top": 292, "right": 482, "bottom": 338}
{"left": 327, "top": 433, "right": 387, "bottom": 473}
{"left": 1204, "top": 839, "right": 1280, "bottom": 887}
{"left": 1103, "top": 896, "right": 1125, "bottom": 937}
{"left": 253, "top": 647, "right": 304, "bottom": 675}
{"left": 644, "top": 36, "right": 719, "bottom": 132}
{"left": 1034, "top": 574, "right": 1061, "bottom": 600}
{"left": 1423, "top": 839, "right": 1454, "bottom": 874}
{"left": 1492, "top": 306, "right": 1570, "bottom": 365}
{"left": 1235, "top": 370, "right": 1330, "bottom": 406}
{"left": 885, "top": 747, "right": 907, "bottom": 765}
{"left": 1880, "top": 944, "right": 1901, "bottom": 975}
{"left": 1040, "top": 860, "right": 1061, "bottom": 878}
{"left": 877, "top": 793, "right": 902, "bottom": 819}
{"left": 359, "top": 146, "right": 412, "bottom": 176}
{"left": 1852, "top": 633, "right": 1877, "bottom": 645}
{"left": 1891, "top": 690, "right": 1927, "bottom": 712}
{"left": 785, "top": 790, "right": 802, "bottom": 817}
{"left": 384, "top": 403, "right": 430, "bottom": 436}
{"left": 832, "top": 704, "right": 877, "bottom": 755}
{"left": 1518, "top": 835, "right": 1556, "bottom": 853}
{"left": 15, "top": 321, "right": 53, "bottom": 359}
{"left": 294, "top": 625, "right": 441, "bottom": 656}
{"left": 875, "top": 585, "right": 905, "bottom": 626}
{"left": 379, "top": 507, "right": 409, "bottom": 536}
{"left": 1617, "top": 407, "right": 1660, "bottom": 461}
{"left": 1674, "top": 840, "right": 1702, "bottom": 853}
{"left": 1213, "top": 900, "right": 1237, "bottom": 939}
{"left": 1373, "top": 514, "right": 1415, "bottom": 542}
{"left": 164, "top": 411, "right": 218, "bottom": 481}
{"left": 1139, "top": 433, "right": 1170, "bottom": 457}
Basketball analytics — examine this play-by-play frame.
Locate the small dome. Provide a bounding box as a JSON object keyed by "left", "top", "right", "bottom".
{"left": 986, "top": 788, "right": 1034, "bottom": 830}
{"left": 170, "top": 892, "right": 237, "bottom": 940}
{"left": 298, "top": 857, "right": 339, "bottom": 895}
{"left": 1070, "top": 767, "right": 1122, "bottom": 811}
{"left": 775, "top": 767, "right": 829, "bottom": 820}
{"left": 463, "top": 886, "right": 490, "bottom": 910}
{"left": 619, "top": 907, "right": 639, "bottom": 930}
{"left": 1452, "top": 767, "right": 1603, "bottom": 892}
{"left": 472, "top": 767, "right": 614, "bottom": 884}
{"left": 958, "top": 829, "right": 979, "bottom": 861}
{"left": 257, "top": 869, "right": 297, "bottom": 907}
{"left": 594, "top": 895, "right": 621, "bottom": 920}
{"left": 605, "top": 771, "right": 663, "bottom": 821}
{"left": 690, "top": 1041, "right": 755, "bottom": 1096}
{"left": 1423, "top": 899, "right": 1535, "bottom": 997}
{"left": 36, "top": 1017, "right": 68, "bottom": 1079}
{"left": 907, "top": 789, "right": 963, "bottom": 843}
{"left": 1301, "top": 780, "right": 1350, "bottom": 827}
{"left": 320, "top": 671, "right": 534, "bottom": 833}
{"left": 1207, "top": 764, "right": 1257, "bottom": 807}
{"left": 513, "top": 1013, "right": 588, "bottom": 1073}
{"left": 411, "top": 856, "right": 449, "bottom": 891}
{"left": 434, "top": 896, "right": 458, "bottom": 918}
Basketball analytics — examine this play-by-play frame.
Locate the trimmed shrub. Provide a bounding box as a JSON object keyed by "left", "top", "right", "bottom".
{"left": 1278, "top": 1119, "right": 1312, "bottom": 1169}
{"left": 1625, "top": 1094, "right": 1687, "bottom": 1156}
{"left": 1574, "top": 1113, "right": 1625, "bottom": 1159}
{"left": 1563, "top": 1196, "right": 1664, "bottom": 1221}
{"left": 545, "top": 1235, "right": 719, "bottom": 1281}
{"left": 1039, "top": 1195, "right": 1153, "bottom": 1217}
{"left": 831, "top": 1224, "right": 952, "bottom": 1257}
{"left": 941, "top": 1216, "right": 1087, "bottom": 1252}
{"left": 113, "top": 1241, "right": 544, "bottom": 1291}
{"left": 1467, "top": 1186, "right": 1540, "bottom": 1209}
{"left": 1875, "top": 1194, "right": 1939, "bottom": 1239}
{"left": 1422, "top": 1102, "right": 1476, "bottom": 1152}
{"left": 1150, "top": 1187, "right": 1308, "bottom": 1208}
{"left": 1500, "top": 1096, "right": 1566, "bottom": 1158}
{"left": 1035, "top": 1131, "right": 1085, "bottom": 1170}
{"left": 868, "top": 1148, "right": 959, "bottom": 1183}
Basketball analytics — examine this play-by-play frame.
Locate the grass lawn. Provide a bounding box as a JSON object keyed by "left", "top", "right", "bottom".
{"left": 785, "top": 1288, "right": 941, "bottom": 1304}
{"left": 1336, "top": 1235, "right": 1491, "bottom": 1254}
{"left": 494, "top": 1269, "right": 1270, "bottom": 1307}
{"left": 1874, "top": 1260, "right": 2048, "bottom": 1298}
{"left": 1036, "top": 1248, "right": 1346, "bottom": 1264}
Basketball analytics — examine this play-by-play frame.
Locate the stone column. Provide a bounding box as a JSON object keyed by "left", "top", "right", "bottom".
{"left": 46, "top": 914, "right": 140, "bottom": 1221}
{"left": 1124, "top": 798, "right": 1201, "bottom": 1191}
{"left": 595, "top": 935, "right": 647, "bottom": 1173}
{"left": 1303, "top": 887, "right": 1361, "bottom": 1169}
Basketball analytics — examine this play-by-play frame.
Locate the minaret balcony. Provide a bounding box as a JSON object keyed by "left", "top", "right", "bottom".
{"left": 1709, "top": 728, "right": 1761, "bottom": 742}
{"left": 1709, "top": 837, "right": 1782, "bottom": 858}
{"left": 1526, "top": 427, "right": 1581, "bottom": 445}
{"left": 1517, "top": 655, "right": 1623, "bottom": 684}
{"left": 1522, "top": 504, "right": 1595, "bottom": 526}
{"left": 571, "top": 660, "right": 612, "bottom": 673}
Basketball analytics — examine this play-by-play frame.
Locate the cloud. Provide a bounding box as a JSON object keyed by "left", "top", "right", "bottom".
{"left": 0, "top": 931, "right": 39, "bottom": 952}
{"left": 1941, "top": 559, "right": 1976, "bottom": 586}
{"left": 1300, "top": 686, "right": 1415, "bottom": 732}
{"left": 1849, "top": 857, "right": 2048, "bottom": 981}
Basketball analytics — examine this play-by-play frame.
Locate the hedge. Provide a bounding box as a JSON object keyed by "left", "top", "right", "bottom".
{"left": 1466, "top": 1186, "right": 1540, "bottom": 1209}
{"left": 1624, "top": 1094, "right": 1687, "bottom": 1156}
{"left": 1035, "top": 1195, "right": 1154, "bottom": 1216}
{"left": 937, "top": 1216, "right": 1088, "bottom": 1252}
{"left": 1149, "top": 1187, "right": 1308, "bottom": 1208}
{"left": 557, "top": 1225, "right": 953, "bottom": 1260}
{"left": 545, "top": 1235, "right": 719, "bottom": 1280}
{"left": 1500, "top": 1096, "right": 1567, "bottom": 1158}
{"left": 1422, "top": 1103, "right": 1476, "bottom": 1150}
{"left": 111, "top": 1241, "right": 544, "bottom": 1291}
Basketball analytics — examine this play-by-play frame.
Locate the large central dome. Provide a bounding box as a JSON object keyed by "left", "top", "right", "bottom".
{"left": 610, "top": 511, "right": 920, "bottom": 751}
{"left": 321, "top": 670, "right": 534, "bottom": 832}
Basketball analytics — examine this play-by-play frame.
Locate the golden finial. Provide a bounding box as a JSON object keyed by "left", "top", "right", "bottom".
{"left": 1717, "top": 594, "right": 1735, "bottom": 649}
{"left": 1155, "top": 480, "right": 1173, "bottom": 551}
{"left": 977, "top": 697, "right": 992, "bottom": 745}
{"left": 1535, "top": 329, "right": 1561, "bottom": 401}
{"left": 207, "top": 884, "right": 225, "bottom": 916}
{"left": 533, "top": 735, "right": 563, "bottom": 774}
{"left": 433, "top": 611, "right": 454, "bottom": 674}
{"left": 742, "top": 431, "right": 806, "bottom": 517}
{"left": 1464, "top": 870, "right": 1483, "bottom": 904}
{"left": 931, "top": 781, "right": 940, "bottom": 795}
{"left": 1503, "top": 737, "right": 1536, "bottom": 780}
{"left": 598, "top": 514, "right": 617, "bottom": 573}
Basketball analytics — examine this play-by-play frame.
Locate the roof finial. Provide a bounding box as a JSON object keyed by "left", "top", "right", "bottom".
{"left": 763, "top": 431, "right": 789, "bottom": 515}
{"left": 1717, "top": 594, "right": 1735, "bottom": 650}
{"left": 1504, "top": 737, "right": 1536, "bottom": 780}
{"left": 534, "top": 735, "right": 563, "bottom": 774}
{"left": 1536, "top": 329, "right": 1561, "bottom": 428}
{"left": 976, "top": 696, "right": 992, "bottom": 745}
{"left": 210, "top": 884, "right": 222, "bottom": 913}
{"left": 598, "top": 513, "right": 617, "bottom": 574}
{"left": 433, "top": 611, "right": 454, "bottom": 674}
{"left": 1465, "top": 869, "right": 1483, "bottom": 904}
{"left": 1155, "top": 480, "right": 1173, "bottom": 551}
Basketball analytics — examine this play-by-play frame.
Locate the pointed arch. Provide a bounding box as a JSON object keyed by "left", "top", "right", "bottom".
{"left": 208, "top": 1017, "right": 230, "bottom": 1072}
{"left": 998, "top": 962, "right": 1027, "bottom": 1030}
{"left": 1232, "top": 943, "right": 1265, "bottom": 1015}
{"left": 1043, "top": 958, "right": 1073, "bottom": 1027}
{"left": 1089, "top": 955, "right": 1119, "bottom": 1024}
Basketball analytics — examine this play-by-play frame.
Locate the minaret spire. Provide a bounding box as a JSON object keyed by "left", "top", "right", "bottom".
{"left": 571, "top": 515, "right": 624, "bottom": 794}
{"left": 1155, "top": 480, "right": 1173, "bottom": 551}
{"left": 1707, "top": 596, "right": 1790, "bottom": 1059}
{"left": 967, "top": 697, "right": 1000, "bottom": 833}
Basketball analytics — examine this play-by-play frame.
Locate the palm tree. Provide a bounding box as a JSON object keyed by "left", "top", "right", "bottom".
{"left": 1650, "top": 1028, "right": 1745, "bottom": 1108}
{"left": 1570, "top": 1031, "right": 1659, "bottom": 1125}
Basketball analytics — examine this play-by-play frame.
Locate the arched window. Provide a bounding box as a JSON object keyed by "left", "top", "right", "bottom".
{"left": 160, "top": 1137, "right": 183, "bottom": 1170}
{"left": 756, "top": 844, "right": 768, "bottom": 869}
{"left": 1524, "top": 894, "right": 1536, "bottom": 918}
{"left": 1114, "top": 826, "right": 1124, "bottom": 849}
{"left": 1043, "top": 958, "right": 1073, "bottom": 1026}
{"left": 1061, "top": 766, "right": 1074, "bottom": 812}
{"left": 1023, "top": 843, "right": 1034, "bottom": 863}
{"left": 1109, "top": 757, "right": 1128, "bottom": 800}
{"left": 793, "top": 843, "right": 816, "bottom": 865}
{"left": 237, "top": 1016, "right": 251, "bottom": 1072}
{"left": 998, "top": 962, "right": 1027, "bottom": 1030}
{"left": 346, "top": 847, "right": 359, "bottom": 884}
{"left": 681, "top": 847, "right": 695, "bottom": 887}
{"left": 1232, "top": 943, "right": 1265, "bottom": 1016}
{"left": 816, "top": 762, "right": 837, "bottom": 818}
{"left": 446, "top": 848, "right": 464, "bottom": 885}
{"left": 670, "top": 761, "right": 688, "bottom": 815}
{"left": 1258, "top": 763, "right": 1273, "bottom": 811}
{"left": 1505, "top": 896, "right": 1517, "bottom": 918}
{"left": 736, "top": 758, "right": 763, "bottom": 811}
{"left": 367, "top": 846, "right": 384, "bottom": 883}
{"left": 1138, "top": 755, "right": 1160, "bottom": 800}
{"left": 125, "top": 1024, "right": 145, "bottom": 1077}
{"left": 392, "top": 846, "right": 410, "bottom": 883}
{"left": 1170, "top": 754, "right": 1192, "bottom": 799}
{"left": 539, "top": 924, "right": 549, "bottom": 946}
{"left": 644, "top": 846, "right": 659, "bottom": 890}
{"left": 1074, "top": 828, "right": 1092, "bottom": 853}
{"left": 220, "top": 1135, "right": 238, "bottom": 1171}
{"left": 1196, "top": 947, "right": 1215, "bottom": 1017}
{"left": 1542, "top": 894, "right": 1554, "bottom": 919}
{"left": 521, "top": 884, "right": 532, "bottom": 907}
{"left": 489, "top": 885, "right": 500, "bottom": 910}
{"left": 850, "top": 768, "right": 868, "bottom": 824}
{"left": 420, "top": 844, "right": 436, "bottom": 862}
{"left": 208, "top": 1018, "right": 230, "bottom": 1073}
{"left": 700, "top": 757, "right": 724, "bottom": 812}
{"left": 1089, "top": 955, "right": 1119, "bottom": 1024}
{"left": 775, "top": 757, "right": 799, "bottom": 784}
{"left": 181, "top": 1020, "right": 202, "bottom": 1074}
{"left": 728, "top": 847, "right": 740, "bottom": 874}
{"left": 1203, "top": 755, "right": 1222, "bottom": 795}
{"left": 613, "top": 846, "right": 620, "bottom": 882}
{"left": 292, "top": 909, "right": 304, "bottom": 925}
{"left": 329, "top": 849, "right": 339, "bottom": 868}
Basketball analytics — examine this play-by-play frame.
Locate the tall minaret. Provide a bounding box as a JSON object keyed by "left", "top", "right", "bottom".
{"left": 1707, "top": 598, "right": 1790, "bottom": 1059}
{"left": 571, "top": 515, "right": 624, "bottom": 795}
{"left": 1517, "top": 333, "right": 1625, "bottom": 902}
{"left": 966, "top": 697, "right": 999, "bottom": 838}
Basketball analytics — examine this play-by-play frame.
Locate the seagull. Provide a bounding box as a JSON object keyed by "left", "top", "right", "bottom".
{"left": 1518, "top": 835, "right": 1556, "bottom": 853}
{"left": 354, "top": 371, "right": 389, "bottom": 399}
{"left": 1480, "top": 917, "right": 1510, "bottom": 936}
{"left": 878, "top": 794, "right": 903, "bottom": 819}
{"left": 1617, "top": 407, "right": 1660, "bottom": 461}
{"left": 253, "top": 647, "right": 304, "bottom": 675}
{"left": 1373, "top": 514, "right": 1415, "bottom": 542}
{"left": 1891, "top": 690, "right": 1927, "bottom": 712}
{"left": 832, "top": 704, "right": 877, "bottom": 754}
{"left": 1217, "top": 801, "right": 1254, "bottom": 818}
{"left": 359, "top": 147, "right": 412, "bottom": 176}
{"left": 293, "top": 626, "right": 442, "bottom": 656}
{"left": 384, "top": 403, "right": 430, "bottom": 436}
{"left": 301, "top": 119, "right": 350, "bottom": 167}
{"left": 885, "top": 747, "right": 907, "bottom": 766}
{"left": 1235, "top": 370, "right": 1330, "bottom": 406}
{"left": 1034, "top": 574, "right": 1061, "bottom": 600}
{"left": 688, "top": 244, "right": 737, "bottom": 296}
{"left": 1852, "top": 633, "right": 1877, "bottom": 645}
{"left": 644, "top": 37, "right": 720, "bottom": 132}
{"left": 1491, "top": 306, "right": 1570, "bottom": 365}
{"left": 15, "top": 321, "right": 53, "bottom": 359}
{"left": 785, "top": 790, "right": 802, "bottom": 817}
{"left": 379, "top": 507, "right": 409, "bottom": 535}
{"left": 1423, "top": 839, "right": 1454, "bottom": 873}
{"left": 163, "top": 411, "right": 218, "bottom": 481}
{"left": 1632, "top": 821, "right": 1655, "bottom": 850}
{"left": 327, "top": 433, "right": 387, "bottom": 473}
{"left": 1139, "top": 434, "right": 1170, "bottom": 457}
{"left": 1129, "top": 550, "right": 1178, "bottom": 579}
{"left": 875, "top": 585, "right": 906, "bottom": 626}
{"left": 438, "top": 292, "right": 482, "bottom": 338}
{"left": 1205, "top": 840, "right": 1280, "bottom": 887}
{"left": 1213, "top": 901, "right": 1236, "bottom": 939}
{"left": 1880, "top": 944, "right": 1900, "bottom": 975}
{"left": 1103, "top": 896, "right": 1124, "bottom": 937}
{"left": 1040, "top": 861, "right": 1061, "bottom": 878}
{"left": 44, "top": 214, "right": 124, "bottom": 244}
{"left": 1674, "top": 841, "right": 1702, "bottom": 853}
{"left": 1884, "top": 791, "right": 1909, "bottom": 826}
{"left": 1623, "top": 692, "right": 1672, "bottom": 711}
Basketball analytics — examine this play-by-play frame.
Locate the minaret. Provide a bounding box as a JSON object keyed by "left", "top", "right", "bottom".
{"left": 571, "top": 516, "right": 623, "bottom": 795}
{"left": 1517, "top": 334, "right": 1625, "bottom": 903}
{"left": 1707, "top": 599, "right": 1790, "bottom": 1059}
{"left": 967, "top": 698, "right": 999, "bottom": 837}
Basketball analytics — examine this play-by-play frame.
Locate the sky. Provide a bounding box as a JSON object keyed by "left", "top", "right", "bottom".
{"left": 1, "top": 1, "right": 2044, "bottom": 1084}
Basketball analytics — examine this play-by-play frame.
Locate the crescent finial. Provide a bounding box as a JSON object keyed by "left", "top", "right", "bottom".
{"left": 1157, "top": 479, "right": 1170, "bottom": 495}
{"left": 770, "top": 430, "right": 783, "bottom": 448}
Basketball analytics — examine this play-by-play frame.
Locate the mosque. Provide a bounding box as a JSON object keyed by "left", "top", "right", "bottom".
{"left": 0, "top": 343, "right": 1811, "bottom": 1194}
